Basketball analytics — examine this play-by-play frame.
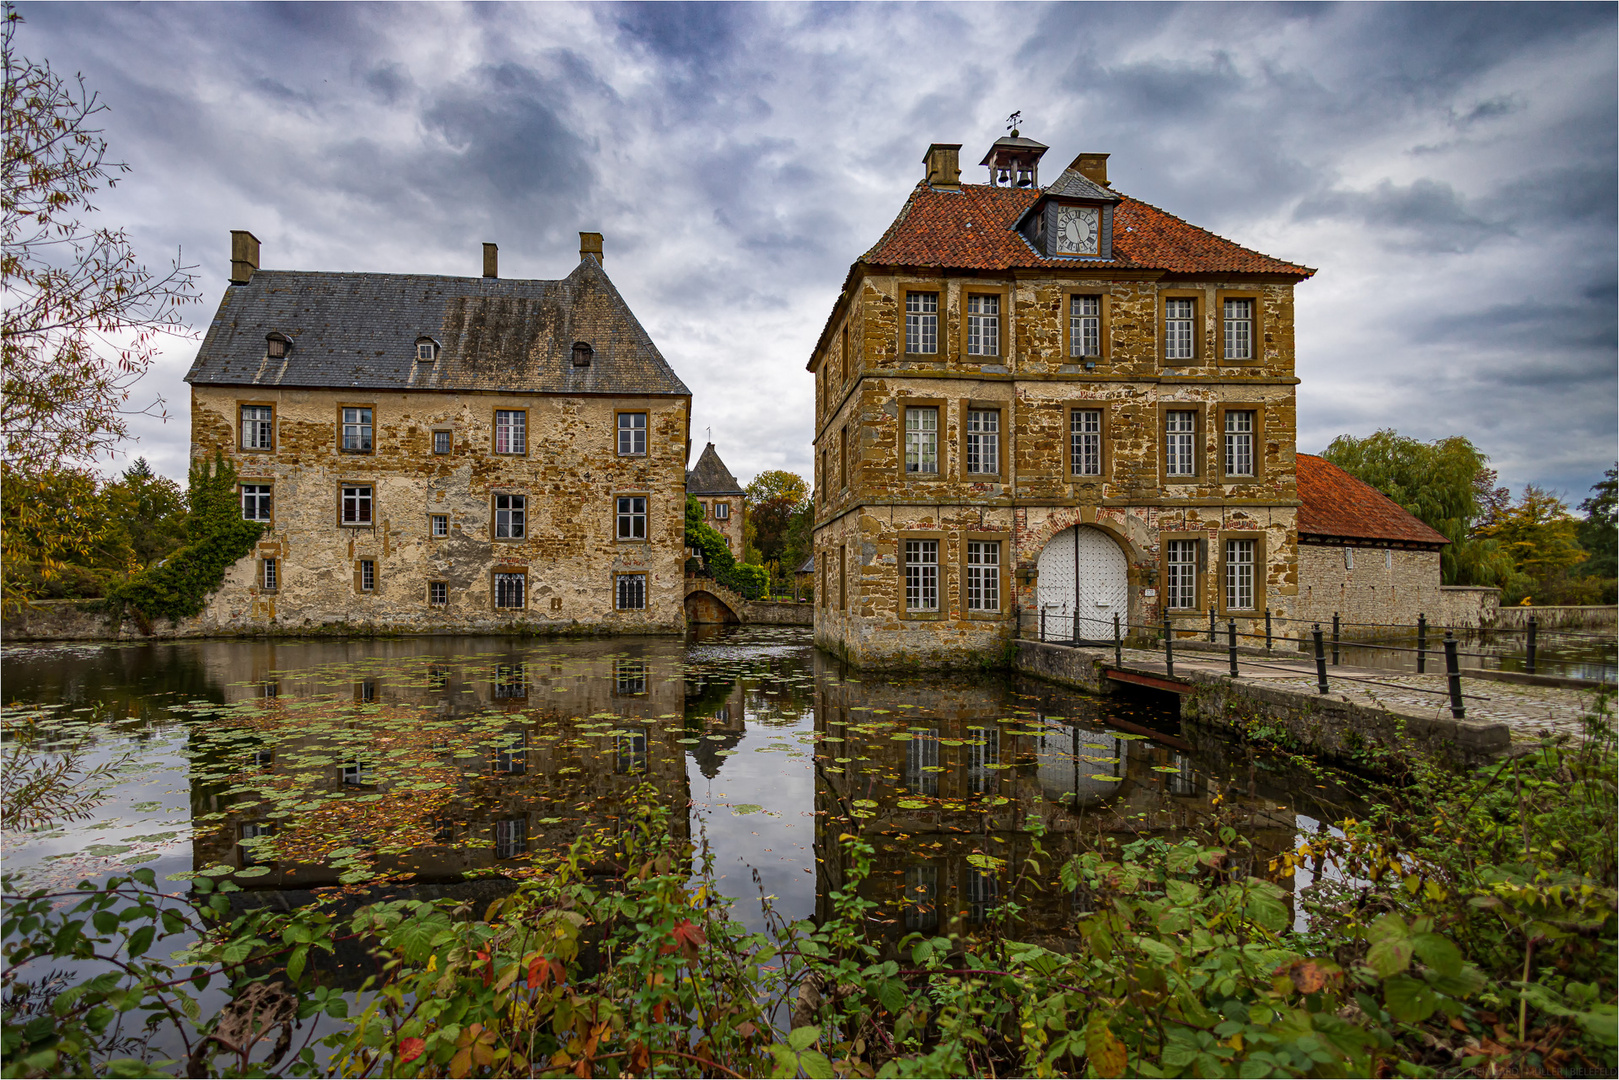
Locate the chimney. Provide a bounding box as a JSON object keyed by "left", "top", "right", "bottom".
{"left": 923, "top": 143, "right": 962, "bottom": 190}
{"left": 482, "top": 242, "right": 498, "bottom": 278}
{"left": 229, "top": 230, "right": 260, "bottom": 285}
{"left": 579, "top": 231, "right": 604, "bottom": 264}
{"left": 1072, "top": 152, "right": 1110, "bottom": 187}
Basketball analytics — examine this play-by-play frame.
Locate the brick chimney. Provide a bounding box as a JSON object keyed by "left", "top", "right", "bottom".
{"left": 580, "top": 231, "right": 604, "bottom": 264}
{"left": 1072, "top": 152, "right": 1109, "bottom": 187}
{"left": 923, "top": 143, "right": 962, "bottom": 190}
{"left": 483, "top": 242, "right": 498, "bottom": 278}
{"left": 230, "top": 230, "right": 260, "bottom": 285}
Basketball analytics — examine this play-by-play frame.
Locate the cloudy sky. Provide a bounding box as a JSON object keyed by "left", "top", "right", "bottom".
{"left": 19, "top": 1, "right": 1617, "bottom": 502}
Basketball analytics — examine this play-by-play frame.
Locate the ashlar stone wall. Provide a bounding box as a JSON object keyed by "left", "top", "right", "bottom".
{"left": 1294, "top": 542, "right": 1497, "bottom": 636}
{"left": 191, "top": 385, "right": 690, "bottom": 635}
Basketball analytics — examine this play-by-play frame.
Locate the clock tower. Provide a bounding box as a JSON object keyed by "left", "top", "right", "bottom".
{"left": 1015, "top": 152, "right": 1120, "bottom": 261}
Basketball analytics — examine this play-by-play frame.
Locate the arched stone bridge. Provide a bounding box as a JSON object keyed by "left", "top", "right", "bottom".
{"left": 684, "top": 575, "right": 813, "bottom": 626}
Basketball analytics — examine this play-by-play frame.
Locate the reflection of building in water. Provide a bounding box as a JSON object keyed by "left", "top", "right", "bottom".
{"left": 811, "top": 653, "right": 1303, "bottom": 951}
{"left": 188, "top": 638, "right": 693, "bottom": 890}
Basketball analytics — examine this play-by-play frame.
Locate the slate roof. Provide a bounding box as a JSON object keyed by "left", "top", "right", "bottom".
{"left": 862, "top": 182, "right": 1314, "bottom": 277}
{"left": 686, "top": 443, "right": 745, "bottom": 496}
{"left": 1296, "top": 454, "right": 1451, "bottom": 548}
{"left": 1039, "top": 163, "right": 1120, "bottom": 203}
{"left": 184, "top": 256, "right": 690, "bottom": 397}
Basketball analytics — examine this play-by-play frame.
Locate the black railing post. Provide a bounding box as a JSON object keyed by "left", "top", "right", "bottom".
{"left": 1040, "top": 608, "right": 1047, "bottom": 643}
{"left": 1073, "top": 609, "right": 1080, "bottom": 646}
{"left": 1416, "top": 613, "right": 1427, "bottom": 674}
{"left": 1113, "top": 612, "right": 1122, "bottom": 668}
{"left": 1227, "top": 619, "right": 1238, "bottom": 678}
{"left": 1444, "top": 632, "right": 1465, "bottom": 719}
{"left": 1312, "top": 625, "right": 1328, "bottom": 695}
{"left": 1208, "top": 606, "right": 1217, "bottom": 642}
{"left": 1331, "top": 612, "right": 1341, "bottom": 666}
{"left": 1163, "top": 613, "right": 1175, "bottom": 680}
{"left": 1526, "top": 616, "right": 1538, "bottom": 675}
{"left": 1264, "top": 608, "right": 1273, "bottom": 652}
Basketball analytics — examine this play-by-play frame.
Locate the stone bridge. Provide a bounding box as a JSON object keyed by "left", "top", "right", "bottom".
{"left": 683, "top": 576, "right": 813, "bottom": 626}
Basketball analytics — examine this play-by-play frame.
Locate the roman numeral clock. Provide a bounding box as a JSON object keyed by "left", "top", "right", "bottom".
{"left": 1056, "top": 204, "right": 1100, "bottom": 256}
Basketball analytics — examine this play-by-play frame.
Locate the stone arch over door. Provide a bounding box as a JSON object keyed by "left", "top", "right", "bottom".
{"left": 1035, "top": 525, "right": 1129, "bottom": 640}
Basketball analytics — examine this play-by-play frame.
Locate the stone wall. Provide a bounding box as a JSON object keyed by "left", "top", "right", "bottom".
{"left": 1490, "top": 604, "right": 1615, "bottom": 631}
{"left": 1293, "top": 542, "right": 1498, "bottom": 637}
{"left": 190, "top": 385, "right": 690, "bottom": 636}
{"left": 810, "top": 269, "right": 1303, "bottom": 668}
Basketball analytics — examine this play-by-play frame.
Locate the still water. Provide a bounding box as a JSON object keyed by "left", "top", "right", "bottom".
{"left": 1, "top": 627, "right": 1361, "bottom": 944}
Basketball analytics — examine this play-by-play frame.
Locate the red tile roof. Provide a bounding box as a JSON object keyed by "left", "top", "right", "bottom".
{"left": 862, "top": 182, "right": 1315, "bottom": 277}
{"left": 1296, "top": 454, "right": 1450, "bottom": 547}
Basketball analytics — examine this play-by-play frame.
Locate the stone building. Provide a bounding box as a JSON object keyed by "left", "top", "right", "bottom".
{"left": 184, "top": 231, "right": 692, "bottom": 634}
{"left": 1293, "top": 454, "right": 1498, "bottom": 632}
{"left": 807, "top": 134, "right": 1315, "bottom": 667}
{"left": 685, "top": 442, "right": 747, "bottom": 552}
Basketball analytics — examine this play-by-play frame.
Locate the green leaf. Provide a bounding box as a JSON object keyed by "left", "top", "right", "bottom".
{"left": 1366, "top": 937, "right": 1414, "bottom": 979}
{"left": 125, "top": 925, "right": 155, "bottom": 959}
{"left": 1135, "top": 936, "right": 1178, "bottom": 966}
{"left": 798, "top": 1050, "right": 834, "bottom": 1079}
{"left": 1410, "top": 932, "right": 1462, "bottom": 978}
{"left": 787, "top": 1025, "right": 820, "bottom": 1052}
{"left": 1384, "top": 974, "right": 1439, "bottom": 1024}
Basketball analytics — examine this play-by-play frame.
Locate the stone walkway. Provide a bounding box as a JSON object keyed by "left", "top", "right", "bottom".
{"left": 1112, "top": 647, "right": 1612, "bottom": 743}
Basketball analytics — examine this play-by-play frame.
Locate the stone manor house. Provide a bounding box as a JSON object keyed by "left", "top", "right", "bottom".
{"left": 185, "top": 232, "right": 694, "bottom": 633}
{"left": 806, "top": 133, "right": 1490, "bottom": 667}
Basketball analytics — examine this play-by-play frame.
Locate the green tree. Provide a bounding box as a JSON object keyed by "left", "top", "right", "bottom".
{"left": 0, "top": 462, "right": 132, "bottom": 599}
{"left": 743, "top": 470, "right": 809, "bottom": 586}
{"left": 102, "top": 457, "right": 185, "bottom": 567}
{"left": 1, "top": 10, "right": 198, "bottom": 607}
{"left": 1576, "top": 465, "right": 1617, "bottom": 581}
{"left": 1321, "top": 430, "right": 1514, "bottom": 587}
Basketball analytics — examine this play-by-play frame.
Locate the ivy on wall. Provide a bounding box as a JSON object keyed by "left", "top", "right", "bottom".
{"left": 685, "top": 496, "right": 768, "bottom": 599}
{"left": 104, "top": 452, "right": 264, "bottom": 627}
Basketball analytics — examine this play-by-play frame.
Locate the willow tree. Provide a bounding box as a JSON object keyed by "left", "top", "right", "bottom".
{"left": 1, "top": 9, "right": 198, "bottom": 606}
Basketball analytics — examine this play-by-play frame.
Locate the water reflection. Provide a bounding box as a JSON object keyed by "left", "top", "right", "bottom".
{"left": 0, "top": 629, "right": 1364, "bottom": 950}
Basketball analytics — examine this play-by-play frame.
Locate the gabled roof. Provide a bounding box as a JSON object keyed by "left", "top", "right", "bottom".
{"left": 686, "top": 443, "right": 745, "bottom": 496}
{"left": 862, "top": 182, "right": 1314, "bottom": 277}
{"left": 1040, "top": 163, "right": 1119, "bottom": 203}
{"left": 184, "top": 257, "right": 690, "bottom": 397}
{"left": 1296, "top": 454, "right": 1451, "bottom": 548}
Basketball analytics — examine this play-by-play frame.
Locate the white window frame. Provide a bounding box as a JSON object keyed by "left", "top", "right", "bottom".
{"left": 341, "top": 407, "right": 373, "bottom": 452}
{"left": 713, "top": 501, "right": 729, "bottom": 520}
{"left": 1224, "top": 410, "right": 1255, "bottom": 477}
{"left": 1223, "top": 298, "right": 1253, "bottom": 360}
{"left": 432, "top": 430, "right": 452, "bottom": 455}
{"left": 1166, "top": 539, "right": 1198, "bottom": 611}
{"left": 617, "top": 412, "right": 647, "bottom": 456}
{"left": 1164, "top": 298, "right": 1195, "bottom": 361}
{"left": 241, "top": 484, "right": 272, "bottom": 522}
{"left": 359, "top": 559, "right": 375, "bottom": 592}
{"left": 1070, "top": 295, "right": 1101, "bottom": 358}
{"left": 1225, "top": 539, "right": 1256, "bottom": 610}
{"left": 493, "top": 572, "right": 526, "bottom": 610}
{"left": 616, "top": 496, "right": 647, "bottom": 541}
{"left": 1071, "top": 409, "right": 1102, "bottom": 477}
{"left": 616, "top": 573, "right": 647, "bottom": 611}
{"left": 429, "top": 514, "right": 448, "bottom": 538}
{"left": 1165, "top": 411, "right": 1196, "bottom": 478}
{"left": 966, "top": 540, "right": 999, "bottom": 612}
{"left": 966, "top": 294, "right": 1000, "bottom": 356}
{"left": 494, "top": 493, "right": 526, "bottom": 539}
{"left": 241, "top": 405, "right": 273, "bottom": 450}
{"left": 904, "top": 291, "right": 938, "bottom": 354}
{"left": 429, "top": 581, "right": 448, "bottom": 606}
{"left": 341, "top": 485, "right": 373, "bottom": 525}
{"left": 904, "top": 539, "right": 939, "bottom": 612}
{"left": 904, "top": 407, "right": 938, "bottom": 475}
{"left": 261, "top": 557, "right": 277, "bottom": 591}
{"left": 494, "top": 410, "right": 526, "bottom": 455}
{"left": 965, "top": 409, "right": 999, "bottom": 475}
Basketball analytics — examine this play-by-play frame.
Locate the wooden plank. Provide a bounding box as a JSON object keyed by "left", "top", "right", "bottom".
{"left": 1104, "top": 668, "right": 1194, "bottom": 694}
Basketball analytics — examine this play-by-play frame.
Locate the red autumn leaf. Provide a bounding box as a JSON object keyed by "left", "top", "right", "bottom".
{"left": 671, "top": 919, "right": 707, "bottom": 961}
{"left": 398, "top": 1037, "right": 426, "bottom": 1063}
{"left": 529, "top": 955, "right": 546, "bottom": 989}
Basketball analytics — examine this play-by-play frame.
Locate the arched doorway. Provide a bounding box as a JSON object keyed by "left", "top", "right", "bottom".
{"left": 1036, "top": 526, "right": 1129, "bottom": 641}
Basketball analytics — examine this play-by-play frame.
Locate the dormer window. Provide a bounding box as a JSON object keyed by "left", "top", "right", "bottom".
{"left": 266, "top": 333, "right": 292, "bottom": 359}
{"left": 415, "top": 337, "right": 438, "bottom": 362}
{"left": 571, "top": 341, "right": 594, "bottom": 367}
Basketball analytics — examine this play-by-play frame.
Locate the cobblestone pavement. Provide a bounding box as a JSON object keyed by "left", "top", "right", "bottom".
{"left": 1113, "top": 647, "right": 1612, "bottom": 742}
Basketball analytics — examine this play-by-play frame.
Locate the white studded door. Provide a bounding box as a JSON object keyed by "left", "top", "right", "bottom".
{"left": 1036, "top": 526, "right": 1128, "bottom": 640}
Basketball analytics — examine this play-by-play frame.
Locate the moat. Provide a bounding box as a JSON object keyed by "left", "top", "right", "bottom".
{"left": 1, "top": 626, "right": 1362, "bottom": 940}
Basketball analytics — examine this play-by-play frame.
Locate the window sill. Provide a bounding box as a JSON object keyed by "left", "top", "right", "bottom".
{"left": 338, "top": 522, "right": 376, "bottom": 528}
{"left": 239, "top": 447, "right": 275, "bottom": 453}
{"left": 901, "top": 610, "right": 946, "bottom": 621}
{"left": 338, "top": 450, "right": 374, "bottom": 455}
{"left": 616, "top": 452, "right": 648, "bottom": 459}
{"left": 963, "top": 610, "right": 1004, "bottom": 621}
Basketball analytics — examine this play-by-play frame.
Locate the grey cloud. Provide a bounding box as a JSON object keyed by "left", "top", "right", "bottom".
{"left": 1294, "top": 178, "right": 1496, "bottom": 253}
{"left": 359, "top": 61, "right": 413, "bottom": 105}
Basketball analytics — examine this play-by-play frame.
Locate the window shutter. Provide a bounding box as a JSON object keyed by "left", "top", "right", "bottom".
{"left": 353, "top": 563, "right": 363, "bottom": 593}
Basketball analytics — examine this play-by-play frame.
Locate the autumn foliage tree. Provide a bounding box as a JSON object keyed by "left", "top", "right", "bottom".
{"left": 0, "top": 9, "right": 199, "bottom": 606}
{"left": 743, "top": 470, "right": 809, "bottom": 589}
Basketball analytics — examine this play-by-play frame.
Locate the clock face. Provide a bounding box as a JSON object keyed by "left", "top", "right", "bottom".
{"left": 1056, "top": 204, "right": 1100, "bottom": 255}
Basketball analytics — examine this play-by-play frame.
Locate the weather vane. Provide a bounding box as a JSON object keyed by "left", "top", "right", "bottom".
{"left": 1006, "top": 110, "right": 1021, "bottom": 137}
